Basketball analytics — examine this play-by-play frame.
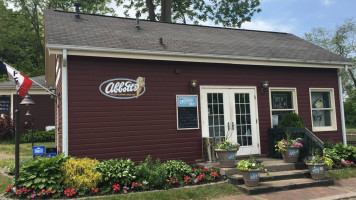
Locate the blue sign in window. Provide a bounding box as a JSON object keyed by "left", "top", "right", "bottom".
{"left": 289, "top": 149, "right": 299, "bottom": 156}
{"left": 311, "top": 166, "right": 325, "bottom": 174}
{"left": 228, "top": 153, "right": 235, "bottom": 160}
{"left": 177, "top": 96, "right": 197, "bottom": 107}
{"left": 249, "top": 172, "right": 259, "bottom": 180}
{"left": 33, "top": 146, "right": 45, "bottom": 156}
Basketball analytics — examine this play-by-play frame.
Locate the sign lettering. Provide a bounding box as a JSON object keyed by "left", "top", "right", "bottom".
{"left": 99, "top": 77, "right": 145, "bottom": 99}
{"left": 289, "top": 149, "right": 300, "bottom": 156}
{"left": 249, "top": 172, "right": 259, "bottom": 180}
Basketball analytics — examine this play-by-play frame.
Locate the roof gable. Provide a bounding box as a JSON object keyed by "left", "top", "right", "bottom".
{"left": 44, "top": 9, "right": 352, "bottom": 66}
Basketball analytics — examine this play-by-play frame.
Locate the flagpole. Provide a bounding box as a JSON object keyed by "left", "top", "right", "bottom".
{"left": 29, "top": 78, "right": 57, "bottom": 97}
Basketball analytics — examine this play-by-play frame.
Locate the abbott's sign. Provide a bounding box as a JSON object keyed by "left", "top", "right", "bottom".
{"left": 99, "top": 77, "right": 145, "bottom": 99}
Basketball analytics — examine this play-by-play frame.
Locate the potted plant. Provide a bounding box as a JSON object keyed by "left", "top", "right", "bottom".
{"left": 237, "top": 156, "right": 268, "bottom": 187}
{"left": 304, "top": 155, "right": 333, "bottom": 180}
{"left": 215, "top": 140, "right": 240, "bottom": 168}
{"left": 275, "top": 137, "right": 303, "bottom": 163}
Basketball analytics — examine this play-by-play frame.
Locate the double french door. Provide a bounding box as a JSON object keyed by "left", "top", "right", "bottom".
{"left": 201, "top": 87, "right": 260, "bottom": 155}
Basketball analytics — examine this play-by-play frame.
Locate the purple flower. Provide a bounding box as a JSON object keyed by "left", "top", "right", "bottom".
{"left": 31, "top": 194, "right": 35, "bottom": 198}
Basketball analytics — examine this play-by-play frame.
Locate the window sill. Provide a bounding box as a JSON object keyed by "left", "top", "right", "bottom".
{"left": 312, "top": 127, "right": 337, "bottom": 132}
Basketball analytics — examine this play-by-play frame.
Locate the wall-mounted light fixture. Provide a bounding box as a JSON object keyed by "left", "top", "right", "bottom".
{"left": 261, "top": 81, "right": 269, "bottom": 94}
{"left": 190, "top": 79, "right": 198, "bottom": 94}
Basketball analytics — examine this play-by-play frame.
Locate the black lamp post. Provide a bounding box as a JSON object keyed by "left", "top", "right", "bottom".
{"left": 14, "top": 89, "right": 35, "bottom": 188}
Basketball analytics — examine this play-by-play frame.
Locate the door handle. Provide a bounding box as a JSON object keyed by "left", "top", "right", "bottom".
{"left": 232, "top": 122, "right": 235, "bottom": 130}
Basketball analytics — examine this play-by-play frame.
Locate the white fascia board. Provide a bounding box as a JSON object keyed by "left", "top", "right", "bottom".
{"left": 46, "top": 44, "right": 354, "bottom": 69}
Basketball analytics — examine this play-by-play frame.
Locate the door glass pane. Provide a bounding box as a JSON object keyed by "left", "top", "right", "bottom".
{"left": 235, "top": 93, "right": 252, "bottom": 146}
{"left": 207, "top": 93, "right": 225, "bottom": 141}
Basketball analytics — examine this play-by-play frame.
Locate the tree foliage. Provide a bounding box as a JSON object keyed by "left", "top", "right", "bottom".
{"left": 1, "top": 0, "right": 114, "bottom": 80}
{"left": 304, "top": 18, "right": 356, "bottom": 95}
{"left": 0, "top": 1, "right": 41, "bottom": 79}
{"left": 116, "top": 0, "right": 261, "bottom": 27}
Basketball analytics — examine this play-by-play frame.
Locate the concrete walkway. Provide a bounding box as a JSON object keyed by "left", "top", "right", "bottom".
{"left": 214, "top": 178, "right": 356, "bottom": 200}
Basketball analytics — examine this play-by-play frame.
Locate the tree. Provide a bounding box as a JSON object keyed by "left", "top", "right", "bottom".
{"left": 116, "top": 0, "right": 261, "bottom": 27}
{"left": 304, "top": 19, "right": 356, "bottom": 95}
{"left": 2, "top": 0, "right": 114, "bottom": 79}
{"left": 0, "top": 0, "right": 41, "bottom": 79}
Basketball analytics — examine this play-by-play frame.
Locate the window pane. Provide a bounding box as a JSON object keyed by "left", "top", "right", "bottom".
{"left": 313, "top": 110, "right": 332, "bottom": 127}
{"left": 311, "top": 92, "right": 331, "bottom": 109}
{"left": 271, "top": 91, "right": 293, "bottom": 109}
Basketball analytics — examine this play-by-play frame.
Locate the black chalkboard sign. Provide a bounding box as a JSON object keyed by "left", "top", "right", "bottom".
{"left": 176, "top": 95, "right": 199, "bottom": 130}
{"left": 0, "top": 96, "right": 10, "bottom": 114}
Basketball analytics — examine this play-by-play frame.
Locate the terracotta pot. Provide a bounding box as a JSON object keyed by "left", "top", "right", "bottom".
{"left": 215, "top": 149, "right": 238, "bottom": 168}
{"left": 241, "top": 169, "right": 260, "bottom": 187}
{"left": 281, "top": 146, "right": 301, "bottom": 163}
{"left": 306, "top": 163, "right": 326, "bottom": 180}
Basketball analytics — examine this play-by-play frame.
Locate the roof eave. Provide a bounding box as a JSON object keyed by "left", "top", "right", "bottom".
{"left": 46, "top": 44, "right": 354, "bottom": 69}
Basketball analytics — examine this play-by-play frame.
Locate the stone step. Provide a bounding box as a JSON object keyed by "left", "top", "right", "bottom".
{"left": 228, "top": 169, "right": 310, "bottom": 185}
{"left": 235, "top": 177, "right": 334, "bottom": 195}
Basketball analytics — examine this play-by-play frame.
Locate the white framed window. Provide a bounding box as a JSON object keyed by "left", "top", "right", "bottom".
{"left": 309, "top": 88, "right": 337, "bottom": 132}
{"left": 269, "top": 88, "right": 298, "bottom": 128}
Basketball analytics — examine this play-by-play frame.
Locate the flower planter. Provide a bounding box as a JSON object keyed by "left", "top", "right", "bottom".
{"left": 306, "top": 163, "right": 326, "bottom": 180}
{"left": 241, "top": 169, "right": 260, "bottom": 187}
{"left": 281, "top": 146, "right": 301, "bottom": 163}
{"left": 215, "top": 149, "right": 238, "bottom": 168}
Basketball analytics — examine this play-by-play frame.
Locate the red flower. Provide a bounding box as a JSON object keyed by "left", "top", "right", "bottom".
{"left": 51, "top": 191, "right": 55, "bottom": 194}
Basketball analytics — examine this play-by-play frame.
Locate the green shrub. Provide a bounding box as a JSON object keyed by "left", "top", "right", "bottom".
{"left": 6, "top": 157, "right": 34, "bottom": 175}
{"left": 94, "top": 159, "right": 136, "bottom": 193}
{"left": 17, "top": 154, "right": 69, "bottom": 197}
{"left": 135, "top": 155, "right": 168, "bottom": 188}
{"left": 20, "top": 130, "right": 55, "bottom": 143}
{"left": 162, "top": 160, "right": 192, "bottom": 180}
{"left": 278, "top": 112, "right": 305, "bottom": 128}
{"left": 324, "top": 143, "right": 356, "bottom": 165}
{"left": 61, "top": 158, "right": 102, "bottom": 195}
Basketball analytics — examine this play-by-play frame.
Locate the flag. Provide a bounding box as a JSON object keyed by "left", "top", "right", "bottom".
{"left": 0, "top": 61, "right": 32, "bottom": 98}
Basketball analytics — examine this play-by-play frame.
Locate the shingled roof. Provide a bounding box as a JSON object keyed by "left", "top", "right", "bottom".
{"left": 0, "top": 75, "right": 45, "bottom": 88}
{"left": 44, "top": 9, "right": 352, "bottom": 66}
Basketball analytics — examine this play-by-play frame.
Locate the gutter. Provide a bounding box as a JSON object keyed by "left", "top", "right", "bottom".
{"left": 339, "top": 65, "right": 348, "bottom": 146}
{"left": 62, "top": 49, "right": 69, "bottom": 156}
{"left": 46, "top": 44, "right": 354, "bottom": 69}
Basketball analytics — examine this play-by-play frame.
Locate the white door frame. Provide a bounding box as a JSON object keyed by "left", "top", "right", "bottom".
{"left": 200, "top": 85, "right": 261, "bottom": 155}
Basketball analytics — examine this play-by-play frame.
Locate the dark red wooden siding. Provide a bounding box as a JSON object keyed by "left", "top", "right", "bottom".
{"left": 14, "top": 95, "right": 55, "bottom": 133}
{"left": 66, "top": 56, "right": 342, "bottom": 163}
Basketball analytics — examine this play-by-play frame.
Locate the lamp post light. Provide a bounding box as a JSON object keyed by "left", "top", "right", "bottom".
{"left": 14, "top": 89, "right": 35, "bottom": 189}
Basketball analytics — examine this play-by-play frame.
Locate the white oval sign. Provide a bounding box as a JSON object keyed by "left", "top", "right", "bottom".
{"left": 99, "top": 77, "right": 146, "bottom": 99}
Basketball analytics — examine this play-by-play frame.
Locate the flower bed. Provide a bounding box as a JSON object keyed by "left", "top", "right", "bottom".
{"left": 4, "top": 155, "right": 220, "bottom": 199}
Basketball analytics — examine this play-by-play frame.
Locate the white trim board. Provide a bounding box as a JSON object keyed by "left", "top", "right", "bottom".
{"left": 46, "top": 44, "right": 352, "bottom": 69}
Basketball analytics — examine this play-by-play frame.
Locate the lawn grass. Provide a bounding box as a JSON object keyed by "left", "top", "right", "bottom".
{"left": 0, "top": 174, "right": 12, "bottom": 193}
{"left": 346, "top": 127, "right": 356, "bottom": 133}
{"left": 84, "top": 183, "right": 240, "bottom": 200}
{"left": 0, "top": 158, "right": 14, "bottom": 168}
{"left": 326, "top": 168, "right": 356, "bottom": 180}
{"left": 0, "top": 142, "right": 55, "bottom": 156}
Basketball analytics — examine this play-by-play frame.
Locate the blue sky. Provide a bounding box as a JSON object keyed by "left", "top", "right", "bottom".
{"left": 113, "top": 0, "right": 356, "bottom": 38}
{"left": 240, "top": 0, "right": 356, "bottom": 37}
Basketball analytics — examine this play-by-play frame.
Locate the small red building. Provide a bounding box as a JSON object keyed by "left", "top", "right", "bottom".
{"left": 44, "top": 9, "right": 353, "bottom": 163}
{"left": 0, "top": 75, "right": 55, "bottom": 133}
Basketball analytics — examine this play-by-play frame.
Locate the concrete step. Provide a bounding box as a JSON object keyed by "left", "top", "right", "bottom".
{"left": 228, "top": 169, "right": 310, "bottom": 185}
{"left": 197, "top": 158, "right": 307, "bottom": 176}
{"left": 235, "top": 177, "right": 334, "bottom": 195}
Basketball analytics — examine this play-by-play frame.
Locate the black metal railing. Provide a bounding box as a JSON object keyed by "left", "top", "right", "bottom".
{"left": 268, "top": 128, "right": 324, "bottom": 159}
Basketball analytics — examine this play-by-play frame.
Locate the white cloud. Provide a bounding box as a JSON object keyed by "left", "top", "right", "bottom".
{"left": 240, "top": 19, "right": 295, "bottom": 33}
{"left": 321, "top": 0, "right": 333, "bottom": 6}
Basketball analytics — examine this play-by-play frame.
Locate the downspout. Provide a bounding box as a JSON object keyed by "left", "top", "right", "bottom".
{"left": 62, "top": 49, "right": 69, "bottom": 156}
{"left": 338, "top": 65, "right": 347, "bottom": 146}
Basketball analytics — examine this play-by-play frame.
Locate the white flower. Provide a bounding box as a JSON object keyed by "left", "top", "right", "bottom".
{"left": 252, "top": 163, "right": 256, "bottom": 167}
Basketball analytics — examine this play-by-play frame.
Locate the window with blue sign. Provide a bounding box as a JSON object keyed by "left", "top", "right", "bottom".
{"left": 176, "top": 95, "right": 199, "bottom": 130}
